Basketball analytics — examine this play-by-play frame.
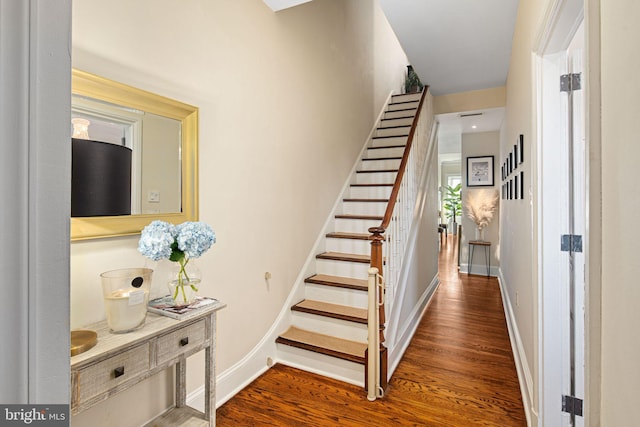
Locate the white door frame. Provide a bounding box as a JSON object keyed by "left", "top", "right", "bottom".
{"left": 534, "top": 0, "right": 587, "bottom": 425}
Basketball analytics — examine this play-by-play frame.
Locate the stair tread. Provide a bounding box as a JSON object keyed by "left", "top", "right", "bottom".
{"left": 350, "top": 183, "right": 394, "bottom": 187}
{"left": 326, "top": 232, "right": 371, "bottom": 240}
{"left": 371, "top": 134, "right": 409, "bottom": 139}
{"left": 367, "top": 144, "right": 406, "bottom": 149}
{"left": 276, "top": 326, "right": 366, "bottom": 363}
{"left": 317, "top": 251, "right": 370, "bottom": 263}
{"left": 362, "top": 156, "right": 402, "bottom": 161}
{"left": 384, "top": 107, "right": 417, "bottom": 113}
{"left": 381, "top": 116, "right": 414, "bottom": 120}
{"left": 388, "top": 100, "right": 419, "bottom": 106}
{"left": 356, "top": 169, "right": 398, "bottom": 173}
{"left": 377, "top": 124, "right": 411, "bottom": 130}
{"left": 304, "top": 274, "right": 368, "bottom": 291}
{"left": 343, "top": 198, "right": 389, "bottom": 203}
{"left": 292, "top": 299, "right": 367, "bottom": 324}
{"left": 335, "top": 214, "right": 383, "bottom": 220}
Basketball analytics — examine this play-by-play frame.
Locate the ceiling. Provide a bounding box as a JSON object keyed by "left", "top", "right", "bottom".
{"left": 379, "top": 0, "right": 519, "bottom": 97}
{"left": 378, "top": 0, "right": 516, "bottom": 152}
{"left": 264, "top": 0, "right": 517, "bottom": 140}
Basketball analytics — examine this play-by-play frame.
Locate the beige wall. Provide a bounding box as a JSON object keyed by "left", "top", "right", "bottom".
{"left": 460, "top": 132, "right": 501, "bottom": 273}
{"left": 600, "top": 0, "right": 640, "bottom": 423}
{"left": 433, "top": 86, "right": 506, "bottom": 115}
{"left": 501, "top": 0, "right": 550, "bottom": 422}
{"left": 70, "top": 0, "right": 408, "bottom": 425}
{"left": 504, "top": 0, "right": 640, "bottom": 424}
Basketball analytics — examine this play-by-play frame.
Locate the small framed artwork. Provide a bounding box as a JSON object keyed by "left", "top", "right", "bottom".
{"left": 518, "top": 134, "right": 524, "bottom": 164}
{"left": 515, "top": 174, "right": 519, "bottom": 199}
{"left": 520, "top": 170, "right": 524, "bottom": 199}
{"left": 467, "top": 155, "right": 494, "bottom": 187}
{"left": 509, "top": 152, "right": 513, "bottom": 174}
{"left": 513, "top": 144, "right": 518, "bottom": 171}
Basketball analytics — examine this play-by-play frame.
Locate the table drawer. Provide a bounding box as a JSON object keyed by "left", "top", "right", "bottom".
{"left": 156, "top": 319, "right": 206, "bottom": 365}
{"left": 76, "top": 343, "right": 150, "bottom": 405}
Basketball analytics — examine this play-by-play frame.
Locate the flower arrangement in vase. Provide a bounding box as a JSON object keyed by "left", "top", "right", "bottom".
{"left": 465, "top": 189, "right": 499, "bottom": 241}
{"left": 138, "top": 220, "right": 216, "bottom": 306}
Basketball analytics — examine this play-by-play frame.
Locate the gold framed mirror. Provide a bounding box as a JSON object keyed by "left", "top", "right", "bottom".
{"left": 71, "top": 69, "right": 198, "bottom": 241}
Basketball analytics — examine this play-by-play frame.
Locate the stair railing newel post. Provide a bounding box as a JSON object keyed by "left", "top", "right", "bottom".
{"left": 367, "top": 226, "right": 387, "bottom": 393}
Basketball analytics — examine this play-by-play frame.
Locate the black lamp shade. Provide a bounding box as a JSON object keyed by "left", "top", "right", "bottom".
{"left": 72, "top": 138, "right": 132, "bottom": 217}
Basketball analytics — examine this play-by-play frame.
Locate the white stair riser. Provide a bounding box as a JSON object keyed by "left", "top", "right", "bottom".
{"left": 334, "top": 217, "right": 380, "bottom": 233}
{"left": 276, "top": 345, "right": 364, "bottom": 385}
{"left": 341, "top": 201, "right": 387, "bottom": 216}
{"left": 392, "top": 93, "right": 422, "bottom": 102}
{"left": 291, "top": 313, "right": 368, "bottom": 342}
{"left": 370, "top": 136, "right": 407, "bottom": 148}
{"left": 355, "top": 171, "right": 397, "bottom": 185}
{"left": 315, "top": 258, "right": 370, "bottom": 278}
{"left": 384, "top": 110, "right": 415, "bottom": 120}
{"left": 304, "top": 283, "right": 368, "bottom": 308}
{"left": 375, "top": 126, "right": 411, "bottom": 138}
{"left": 325, "top": 237, "right": 371, "bottom": 254}
{"left": 359, "top": 158, "right": 401, "bottom": 170}
{"left": 366, "top": 147, "right": 405, "bottom": 159}
{"left": 387, "top": 101, "right": 419, "bottom": 112}
{"left": 380, "top": 117, "right": 414, "bottom": 127}
{"left": 349, "top": 186, "right": 393, "bottom": 199}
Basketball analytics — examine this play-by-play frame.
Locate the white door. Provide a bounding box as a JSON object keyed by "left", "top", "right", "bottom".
{"left": 538, "top": 15, "right": 586, "bottom": 427}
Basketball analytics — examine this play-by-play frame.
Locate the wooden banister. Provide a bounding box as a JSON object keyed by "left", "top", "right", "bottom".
{"left": 373, "top": 88, "right": 429, "bottom": 236}
{"left": 367, "top": 87, "right": 429, "bottom": 392}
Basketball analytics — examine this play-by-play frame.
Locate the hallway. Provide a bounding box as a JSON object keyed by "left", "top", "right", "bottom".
{"left": 216, "top": 235, "right": 526, "bottom": 425}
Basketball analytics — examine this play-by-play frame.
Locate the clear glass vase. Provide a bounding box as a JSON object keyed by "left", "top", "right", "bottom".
{"left": 475, "top": 227, "right": 485, "bottom": 241}
{"left": 167, "top": 258, "right": 201, "bottom": 306}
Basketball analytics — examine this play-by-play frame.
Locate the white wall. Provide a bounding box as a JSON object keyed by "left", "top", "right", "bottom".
{"left": 460, "top": 132, "right": 501, "bottom": 275}
{"left": 500, "top": 0, "right": 640, "bottom": 425}
{"left": 599, "top": 0, "right": 640, "bottom": 424}
{"left": 0, "top": 0, "right": 71, "bottom": 404}
{"left": 70, "top": 0, "right": 408, "bottom": 425}
{"left": 500, "top": 0, "right": 549, "bottom": 422}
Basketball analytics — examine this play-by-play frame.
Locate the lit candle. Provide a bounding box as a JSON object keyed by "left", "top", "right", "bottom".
{"left": 104, "top": 288, "right": 149, "bottom": 333}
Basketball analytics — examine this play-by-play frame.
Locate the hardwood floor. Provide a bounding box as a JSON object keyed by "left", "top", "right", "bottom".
{"left": 216, "top": 235, "right": 526, "bottom": 426}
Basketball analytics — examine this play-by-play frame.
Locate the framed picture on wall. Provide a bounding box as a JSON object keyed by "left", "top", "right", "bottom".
{"left": 519, "top": 134, "right": 524, "bottom": 164}
{"left": 467, "top": 155, "right": 494, "bottom": 187}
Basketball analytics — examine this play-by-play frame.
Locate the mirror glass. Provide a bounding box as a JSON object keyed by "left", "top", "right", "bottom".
{"left": 71, "top": 69, "right": 199, "bottom": 241}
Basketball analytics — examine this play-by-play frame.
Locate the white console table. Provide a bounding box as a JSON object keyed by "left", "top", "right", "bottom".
{"left": 71, "top": 301, "right": 225, "bottom": 426}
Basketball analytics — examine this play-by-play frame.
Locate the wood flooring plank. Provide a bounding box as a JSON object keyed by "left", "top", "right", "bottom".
{"left": 217, "top": 235, "right": 526, "bottom": 426}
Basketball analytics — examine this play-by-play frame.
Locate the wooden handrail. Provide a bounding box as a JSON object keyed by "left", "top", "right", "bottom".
{"left": 368, "top": 87, "right": 429, "bottom": 276}
{"left": 367, "top": 87, "right": 428, "bottom": 393}
{"left": 370, "top": 87, "right": 429, "bottom": 238}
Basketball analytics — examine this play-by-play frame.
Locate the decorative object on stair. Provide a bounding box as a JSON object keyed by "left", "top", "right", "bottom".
{"left": 404, "top": 65, "right": 424, "bottom": 93}
{"left": 138, "top": 220, "right": 216, "bottom": 306}
{"left": 465, "top": 189, "right": 499, "bottom": 241}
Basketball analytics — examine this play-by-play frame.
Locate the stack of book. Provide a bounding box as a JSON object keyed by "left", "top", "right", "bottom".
{"left": 147, "top": 296, "right": 219, "bottom": 320}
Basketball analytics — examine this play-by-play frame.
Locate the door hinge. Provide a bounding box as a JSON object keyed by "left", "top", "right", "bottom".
{"left": 560, "top": 73, "right": 582, "bottom": 92}
{"left": 561, "top": 234, "right": 583, "bottom": 253}
{"left": 562, "top": 395, "right": 584, "bottom": 417}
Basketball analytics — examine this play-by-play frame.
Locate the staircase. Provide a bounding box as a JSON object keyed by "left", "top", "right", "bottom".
{"left": 275, "top": 92, "right": 422, "bottom": 384}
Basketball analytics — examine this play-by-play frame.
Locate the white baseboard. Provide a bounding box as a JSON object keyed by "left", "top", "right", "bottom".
{"left": 459, "top": 263, "right": 500, "bottom": 277}
{"left": 388, "top": 274, "right": 440, "bottom": 377}
{"left": 497, "top": 270, "right": 536, "bottom": 427}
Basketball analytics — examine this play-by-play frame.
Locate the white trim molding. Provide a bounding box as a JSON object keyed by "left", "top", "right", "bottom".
{"left": 0, "top": 0, "right": 71, "bottom": 404}
{"left": 498, "top": 270, "right": 536, "bottom": 426}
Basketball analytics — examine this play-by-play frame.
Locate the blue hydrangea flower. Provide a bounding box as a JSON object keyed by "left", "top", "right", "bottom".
{"left": 176, "top": 221, "right": 216, "bottom": 258}
{"left": 138, "top": 220, "right": 177, "bottom": 261}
